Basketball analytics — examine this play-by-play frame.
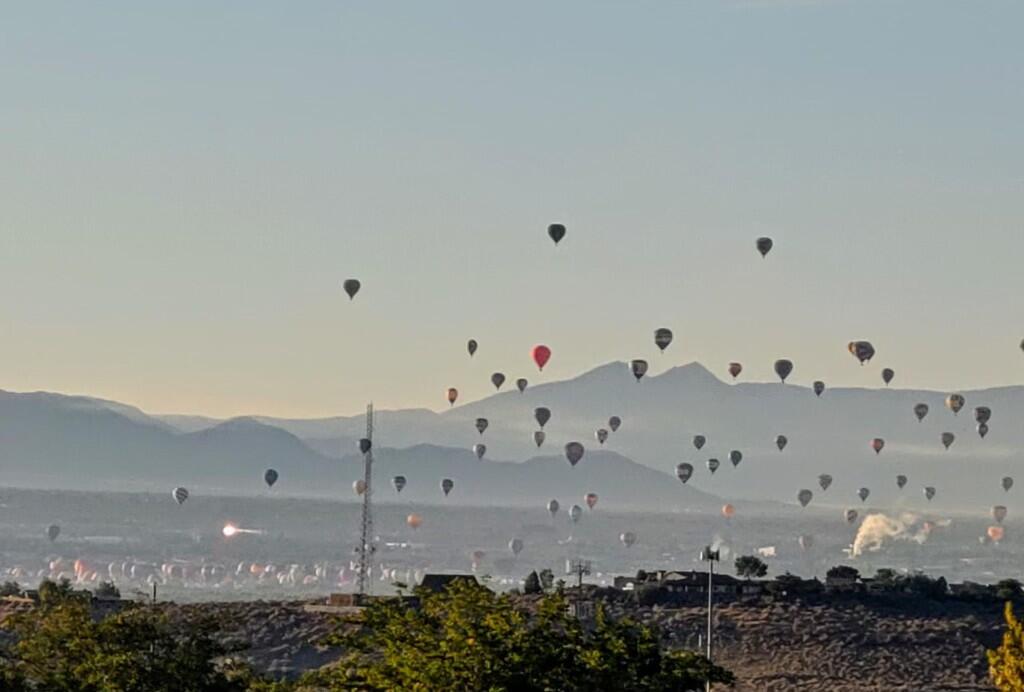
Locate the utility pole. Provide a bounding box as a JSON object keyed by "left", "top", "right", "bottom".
{"left": 700, "top": 546, "right": 720, "bottom": 692}
{"left": 355, "top": 403, "right": 374, "bottom": 602}
{"left": 568, "top": 558, "right": 591, "bottom": 617}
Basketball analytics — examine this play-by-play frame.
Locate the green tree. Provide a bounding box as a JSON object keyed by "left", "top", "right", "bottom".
{"left": 989, "top": 602, "right": 1024, "bottom": 690}
{"left": 38, "top": 577, "right": 75, "bottom": 605}
{"left": 0, "top": 599, "right": 254, "bottom": 691}
{"left": 0, "top": 581, "right": 21, "bottom": 597}
{"left": 734, "top": 555, "right": 768, "bottom": 580}
{"left": 523, "top": 570, "right": 542, "bottom": 595}
{"left": 538, "top": 568, "right": 555, "bottom": 592}
{"left": 826, "top": 565, "right": 860, "bottom": 581}
{"left": 997, "top": 580, "right": 1024, "bottom": 602}
{"left": 93, "top": 580, "right": 121, "bottom": 599}
{"left": 307, "top": 581, "right": 732, "bottom": 691}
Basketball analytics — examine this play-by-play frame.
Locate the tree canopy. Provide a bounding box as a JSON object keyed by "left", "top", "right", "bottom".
{"left": 990, "top": 602, "right": 1024, "bottom": 690}
{"left": 305, "top": 581, "right": 733, "bottom": 691}
{"left": 734, "top": 555, "right": 768, "bottom": 580}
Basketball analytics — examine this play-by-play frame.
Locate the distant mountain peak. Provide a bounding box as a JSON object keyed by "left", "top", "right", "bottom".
{"left": 657, "top": 361, "right": 722, "bottom": 384}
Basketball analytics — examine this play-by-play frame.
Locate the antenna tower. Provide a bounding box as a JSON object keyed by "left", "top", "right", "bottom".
{"left": 356, "top": 403, "right": 375, "bottom": 600}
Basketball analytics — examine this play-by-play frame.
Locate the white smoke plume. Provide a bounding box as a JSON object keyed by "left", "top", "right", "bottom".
{"left": 851, "top": 512, "right": 950, "bottom": 557}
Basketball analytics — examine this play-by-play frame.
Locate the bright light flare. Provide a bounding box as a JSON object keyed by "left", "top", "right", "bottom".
{"left": 221, "top": 523, "right": 262, "bottom": 538}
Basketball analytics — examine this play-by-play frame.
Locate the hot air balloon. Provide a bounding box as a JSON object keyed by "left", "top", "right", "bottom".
{"left": 359, "top": 438, "right": 372, "bottom": 454}
{"left": 608, "top": 416, "right": 622, "bottom": 432}
{"left": 728, "top": 362, "right": 743, "bottom": 379}
{"left": 620, "top": 532, "right": 637, "bottom": 548}
{"left": 975, "top": 406, "right": 992, "bottom": 424}
{"left": 516, "top": 378, "right": 528, "bottom": 393}
{"left": 813, "top": 380, "right": 825, "bottom": 397}
{"left": 654, "top": 328, "right": 673, "bottom": 352}
{"left": 988, "top": 525, "right": 1005, "bottom": 542}
{"left": 774, "top": 359, "right": 794, "bottom": 383}
{"left": 569, "top": 504, "right": 583, "bottom": 524}
{"left": 978, "top": 423, "right": 990, "bottom": 439}
{"left": 941, "top": 432, "right": 955, "bottom": 450}
{"left": 509, "top": 538, "right": 524, "bottom": 556}
{"left": 534, "top": 407, "right": 551, "bottom": 428}
{"left": 676, "top": 463, "right": 694, "bottom": 484}
{"left": 631, "top": 359, "right": 648, "bottom": 382}
{"left": 693, "top": 435, "right": 707, "bottom": 451}
{"left": 756, "top": 237, "right": 773, "bottom": 258}
{"left": 406, "top": 514, "right": 422, "bottom": 530}
{"left": 473, "top": 443, "right": 487, "bottom": 460}
{"left": 585, "top": 493, "right": 598, "bottom": 510}
{"left": 441, "top": 478, "right": 454, "bottom": 497}
{"left": 818, "top": 474, "right": 833, "bottom": 492}
{"left": 172, "top": 487, "right": 189, "bottom": 505}
{"left": 858, "top": 487, "right": 870, "bottom": 502}
{"left": 264, "top": 469, "right": 278, "bottom": 488}
{"left": 491, "top": 372, "right": 506, "bottom": 390}
{"left": 471, "top": 550, "right": 486, "bottom": 565}
{"left": 392, "top": 475, "right": 407, "bottom": 493}
{"left": 547, "top": 499, "right": 560, "bottom": 518}
{"left": 595, "top": 428, "right": 609, "bottom": 445}
{"left": 914, "top": 403, "right": 929, "bottom": 422}
{"left": 447, "top": 388, "right": 459, "bottom": 406}
{"left": 467, "top": 339, "right": 478, "bottom": 357}
{"left": 797, "top": 489, "right": 813, "bottom": 508}
{"left": 532, "top": 345, "right": 552, "bottom": 371}
{"left": 923, "top": 486, "right": 936, "bottom": 502}
{"left": 475, "top": 418, "right": 489, "bottom": 435}
{"left": 729, "top": 450, "right": 743, "bottom": 467}
{"left": 881, "top": 368, "right": 895, "bottom": 386}
{"left": 343, "top": 279, "right": 361, "bottom": 300}
{"left": 896, "top": 474, "right": 908, "bottom": 490}
{"left": 47, "top": 524, "right": 60, "bottom": 542}
{"left": 776, "top": 434, "right": 788, "bottom": 451}
{"left": 848, "top": 341, "right": 875, "bottom": 365}
{"left": 721, "top": 504, "right": 735, "bottom": 519}
{"left": 353, "top": 480, "right": 367, "bottom": 496}
{"left": 548, "top": 224, "right": 566, "bottom": 245}
{"left": 533, "top": 431, "right": 546, "bottom": 447}
{"left": 871, "top": 438, "right": 885, "bottom": 454}
{"left": 707, "top": 458, "right": 720, "bottom": 474}
{"left": 1003, "top": 477, "right": 1014, "bottom": 492}
{"left": 564, "top": 442, "right": 584, "bottom": 467}
{"left": 946, "top": 394, "right": 965, "bottom": 415}
{"left": 845, "top": 509, "right": 858, "bottom": 524}
{"left": 993, "top": 505, "right": 1008, "bottom": 524}
{"left": 798, "top": 534, "right": 814, "bottom": 551}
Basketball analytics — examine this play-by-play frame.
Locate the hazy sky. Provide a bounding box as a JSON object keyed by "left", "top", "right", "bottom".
{"left": 2, "top": 1, "right": 1022, "bottom": 418}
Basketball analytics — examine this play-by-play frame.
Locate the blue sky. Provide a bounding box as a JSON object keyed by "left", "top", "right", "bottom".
{"left": 1, "top": 1, "right": 1022, "bottom": 417}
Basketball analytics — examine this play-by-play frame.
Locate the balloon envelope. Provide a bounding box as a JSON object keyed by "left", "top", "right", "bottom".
{"left": 263, "top": 469, "right": 278, "bottom": 488}
{"left": 343, "top": 279, "right": 361, "bottom": 300}
{"left": 818, "top": 474, "right": 832, "bottom": 491}
{"left": 475, "top": 418, "right": 489, "bottom": 435}
{"left": 353, "top": 480, "right": 367, "bottom": 496}
{"left": 516, "top": 378, "right": 528, "bottom": 392}
{"left": 654, "top": 328, "right": 673, "bottom": 352}
{"left": 548, "top": 224, "right": 566, "bottom": 245}
{"left": 533, "top": 431, "right": 546, "bottom": 447}
{"left": 774, "top": 359, "right": 793, "bottom": 383}
{"left": 706, "top": 458, "right": 720, "bottom": 474}
{"left": 564, "top": 442, "right": 585, "bottom": 467}
{"left": 531, "top": 345, "right": 552, "bottom": 371}
{"left": 881, "top": 368, "right": 895, "bottom": 385}
{"left": 975, "top": 406, "right": 992, "bottom": 424}
{"left": 585, "top": 493, "right": 598, "bottom": 510}
{"left": 845, "top": 509, "right": 858, "bottom": 524}
{"left": 871, "top": 438, "right": 885, "bottom": 454}
{"left": 676, "top": 463, "right": 694, "bottom": 484}
{"left": 491, "top": 372, "right": 506, "bottom": 390}
{"left": 441, "top": 478, "right": 454, "bottom": 496}
{"left": 858, "top": 487, "right": 870, "bottom": 502}
{"left": 47, "top": 524, "right": 60, "bottom": 542}
{"left": 595, "top": 428, "right": 609, "bottom": 445}
{"left": 534, "top": 407, "right": 551, "bottom": 428}
{"left": 988, "top": 525, "right": 1005, "bottom": 542}
{"left": 848, "top": 341, "right": 875, "bottom": 364}
{"left": 993, "top": 505, "right": 1008, "bottom": 524}
{"left": 1003, "top": 477, "right": 1014, "bottom": 492}
{"left": 977, "top": 422, "right": 990, "bottom": 439}
{"left": 941, "top": 432, "right": 955, "bottom": 450}
{"left": 798, "top": 534, "right": 814, "bottom": 551}
{"left": 630, "top": 359, "right": 649, "bottom": 382}
{"left": 392, "top": 475, "right": 407, "bottom": 493}
{"left": 547, "top": 499, "right": 560, "bottom": 517}
{"left": 776, "top": 435, "right": 788, "bottom": 451}
{"left": 693, "top": 435, "right": 707, "bottom": 451}
{"left": 473, "top": 443, "right": 487, "bottom": 460}
{"left": 608, "top": 416, "right": 622, "bottom": 432}
{"left": 359, "top": 438, "right": 372, "bottom": 454}
{"left": 813, "top": 380, "right": 825, "bottom": 397}
{"left": 797, "top": 489, "right": 813, "bottom": 508}
{"left": 896, "top": 474, "right": 908, "bottom": 490}
{"left": 569, "top": 505, "right": 583, "bottom": 524}
{"left": 620, "top": 531, "right": 637, "bottom": 548}
{"left": 914, "top": 403, "right": 929, "bottom": 421}
{"left": 946, "top": 394, "right": 965, "bottom": 415}
{"left": 923, "top": 486, "right": 936, "bottom": 501}
{"left": 728, "top": 362, "right": 742, "bottom": 379}
{"left": 467, "top": 339, "right": 478, "bottom": 357}
{"left": 721, "top": 504, "right": 735, "bottom": 518}
{"left": 172, "top": 487, "right": 189, "bottom": 505}
{"left": 447, "top": 388, "right": 459, "bottom": 406}
{"left": 756, "top": 237, "right": 773, "bottom": 257}
{"left": 729, "top": 450, "right": 743, "bottom": 467}
{"left": 509, "top": 538, "right": 524, "bottom": 556}
{"left": 406, "top": 514, "right": 422, "bottom": 530}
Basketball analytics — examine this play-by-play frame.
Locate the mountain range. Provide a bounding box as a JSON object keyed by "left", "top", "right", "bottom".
{"left": 1, "top": 361, "right": 1020, "bottom": 510}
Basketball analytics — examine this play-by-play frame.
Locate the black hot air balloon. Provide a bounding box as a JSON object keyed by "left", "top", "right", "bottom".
{"left": 654, "top": 328, "right": 673, "bottom": 353}
{"left": 343, "top": 279, "right": 361, "bottom": 300}
{"left": 774, "top": 359, "right": 793, "bottom": 383}
{"left": 264, "top": 469, "right": 278, "bottom": 488}
{"left": 756, "top": 237, "right": 773, "bottom": 258}
{"left": 548, "top": 224, "right": 566, "bottom": 245}
{"left": 630, "top": 360, "right": 649, "bottom": 382}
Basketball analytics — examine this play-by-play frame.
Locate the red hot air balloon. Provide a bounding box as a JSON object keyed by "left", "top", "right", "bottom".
{"left": 532, "top": 345, "right": 552, "bottom": 371}
{"left": 871, "top": 438, "right": 885, "bottom": 455}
